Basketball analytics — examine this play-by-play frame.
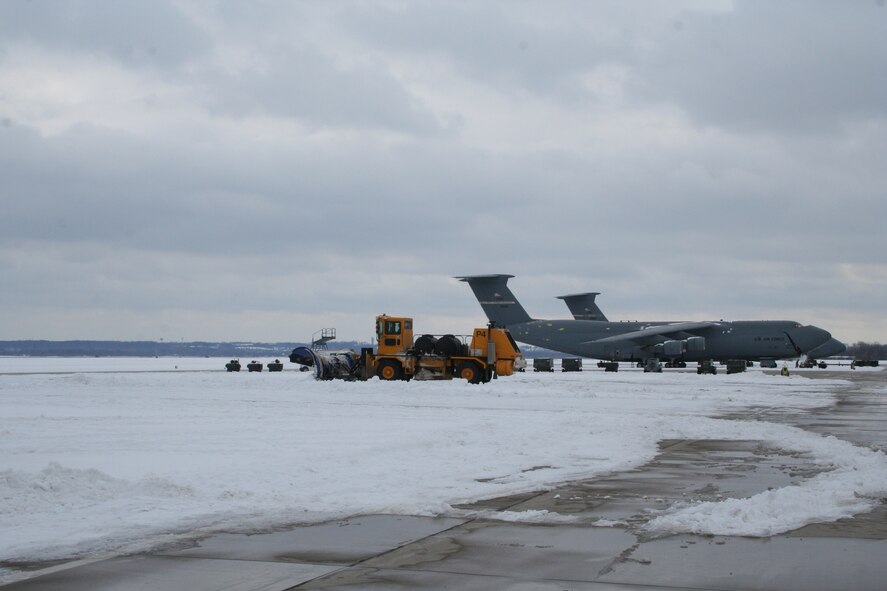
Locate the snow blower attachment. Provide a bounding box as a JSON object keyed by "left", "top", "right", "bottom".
{"left": 289, "top": 347, "right": 363, "bottom": 381}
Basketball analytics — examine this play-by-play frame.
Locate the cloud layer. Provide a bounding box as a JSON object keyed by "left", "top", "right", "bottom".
{"left": 1, "top": 1, "right": 885, "bottom": 342}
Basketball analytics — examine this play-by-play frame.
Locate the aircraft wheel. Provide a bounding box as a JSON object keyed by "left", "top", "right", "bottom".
{"left": 456, "top": 361, "right": 484, "bottom": 384}
{"left": 376, "top": 360, "right": 404, "bottom": 381}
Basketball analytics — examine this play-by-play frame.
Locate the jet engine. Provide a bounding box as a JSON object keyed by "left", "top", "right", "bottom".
{"left": 686, "top": 336, "right": 705, "bottom": 352}
{"left": 663, "top": 340, "right": 684, "bottom": 356}
{"left": 658, "top": 337, "right": 706, "bottom": 357}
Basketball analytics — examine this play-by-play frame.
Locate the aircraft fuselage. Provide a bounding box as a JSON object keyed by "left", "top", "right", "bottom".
{"left": 507, "top": 319, "right": 828, "bottom": 362}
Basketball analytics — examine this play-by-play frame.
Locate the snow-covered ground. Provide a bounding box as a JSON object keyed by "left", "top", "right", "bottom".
{"left": 1, "top": 358, "right": 885, "bottom": 579}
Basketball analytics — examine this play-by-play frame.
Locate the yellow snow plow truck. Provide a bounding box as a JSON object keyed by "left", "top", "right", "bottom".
{"left": 289, "top": 314, "right": 525, "bottom": 383}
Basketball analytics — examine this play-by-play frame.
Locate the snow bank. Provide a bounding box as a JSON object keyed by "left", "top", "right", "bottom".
{"left": 645, "top": 427, "right": 887, "bottom": 537}
{"left": 1, "top": 462, "right": 193, "bottom": 514}
{"left": 0, "top": 359, "right": 879, "bottom": 569}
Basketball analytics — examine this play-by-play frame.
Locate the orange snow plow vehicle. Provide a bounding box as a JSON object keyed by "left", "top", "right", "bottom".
{"left": 290, "top": 315, "right": 525, "bottom": 383}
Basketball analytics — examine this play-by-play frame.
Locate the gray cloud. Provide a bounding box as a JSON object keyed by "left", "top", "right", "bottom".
{"left": 344, "top": 1, "right": 887, "bottom": 133}
{"left": 198, "top": 43, "right": 445, "bottom": 134}
{"left": 342, "top": 2, "right": 617, "bottom": 98}
{"left": 0, "top": 2, "right": 884, "bottom": 342}
{"left": 634, "top": 0, "right": 887, "bottom": 133}
{"left": 0, "top": 0, "right": 208, "bottom": 67}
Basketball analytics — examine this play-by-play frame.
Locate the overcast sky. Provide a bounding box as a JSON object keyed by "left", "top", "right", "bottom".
{"left": 1, "top": 0, "right": 885, "bottom": 344}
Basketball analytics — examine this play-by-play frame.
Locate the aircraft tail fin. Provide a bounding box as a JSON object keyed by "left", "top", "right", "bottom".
{"left": 455, "top": 274, "right": 533, "bottom": 326}
{"left": 556, "top": 292, "right": 608, "bottom": 321}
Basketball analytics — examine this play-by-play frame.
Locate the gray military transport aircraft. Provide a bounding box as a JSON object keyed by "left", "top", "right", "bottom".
{"left": 555, "top": 289, "right": 846, "bottom": 361}
{"left": 458, "top": 274, "right": 844, "bottom": 366}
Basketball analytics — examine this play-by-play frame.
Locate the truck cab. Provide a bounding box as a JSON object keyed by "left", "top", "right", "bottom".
{"left": 376, "top": 315, "right": 414, "bottom": 355}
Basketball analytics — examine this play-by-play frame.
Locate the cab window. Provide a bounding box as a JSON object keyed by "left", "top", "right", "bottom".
{"left": 384, "top": 320, "right": 402, "bottom": 335}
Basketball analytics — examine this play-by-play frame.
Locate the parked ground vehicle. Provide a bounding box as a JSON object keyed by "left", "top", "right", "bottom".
{"left": 643, "top": 358, "right": 662, "bottom": 373}
{"left": 533, "top": 358, "right": 554, "bottom": 372}
{"left": 290, "top": 315, "right": 525, "bottom": 383}
{"left": 853, "top": 359, "right": 879, "bottom": 367}
{"left": 561, "top": 358, "right": 583, "bottom": 372}
{"left": 726, "top": 359, "right": 747, "bottom": 374}
{"left": 697, "top": 359, "right": 718, "bottom": 375}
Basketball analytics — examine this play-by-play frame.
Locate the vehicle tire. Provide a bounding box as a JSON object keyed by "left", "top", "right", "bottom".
{"left": 376, "top": 360, "right": 404, "bottom": 381}
{"left": 434, "top": 334, "right": 462, "bottom": 356}
{"left": 414, "top": 334, "right": 437, "bottom": 355}
{"left": 456, "top": 361, "right": 484, "bottom": 384}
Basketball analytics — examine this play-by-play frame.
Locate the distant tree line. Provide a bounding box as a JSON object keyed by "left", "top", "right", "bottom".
{"left": 844, "top": 342, "right": 886, "bottom": 360}
{"left": 1, "top": 339, "right": 567, "bottom": 359}
{"left": 5, "top": 340, "right": 882, "bottom": 360}
{"left": 0, "top": 340, "right": 361, "bottom": 358}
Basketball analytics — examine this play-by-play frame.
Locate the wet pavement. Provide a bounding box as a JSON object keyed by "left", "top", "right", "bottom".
{"left": 3, "top": 370, "right": 885, "bottom": 590}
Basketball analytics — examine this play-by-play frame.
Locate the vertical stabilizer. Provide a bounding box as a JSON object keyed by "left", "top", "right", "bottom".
{"left": 556, "top": 292, "right": 608, "bottom": 321}
{"left": 456, "top": 274, "right": 533, "bottom": 326}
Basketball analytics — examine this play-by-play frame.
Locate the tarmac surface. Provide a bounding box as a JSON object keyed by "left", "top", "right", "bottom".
{"left": 3, "top": 369, "right": 885, "bottom": 590}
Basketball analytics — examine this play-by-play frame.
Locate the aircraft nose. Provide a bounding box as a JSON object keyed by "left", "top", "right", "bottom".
{"left": 808, "top": 338, "right": 847, "bottom": 358}
{"left": 788, "top": 325, "right": 832, "bottom": 353}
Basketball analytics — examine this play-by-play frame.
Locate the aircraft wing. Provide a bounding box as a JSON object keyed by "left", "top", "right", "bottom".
{"left": 582, "top": 321, "right": 719, "bottom": 345}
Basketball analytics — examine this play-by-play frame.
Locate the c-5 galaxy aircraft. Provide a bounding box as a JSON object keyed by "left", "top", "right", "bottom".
{"left": 554, "top": 290, "right": 846, "bottom": 361}
{"left": 458, "top": 274, "right": 843, "bottom": 365}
